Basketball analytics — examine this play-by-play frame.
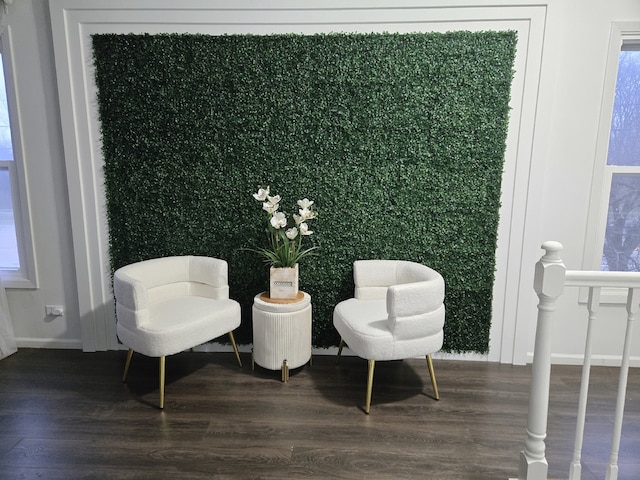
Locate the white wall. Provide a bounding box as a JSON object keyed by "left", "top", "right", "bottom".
{"left": 3, "top": 0, "right": 640, "bottom": 364}
{"left": 3, "top": 0, "right": 81, "bottom": 348}
{"left": 529, "top": 1, "right": 640, "bottom": 365}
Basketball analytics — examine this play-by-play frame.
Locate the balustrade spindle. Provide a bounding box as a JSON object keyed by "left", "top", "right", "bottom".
{"left": 569, "top": 286, "right": 600, "bottom": 480}
{"left": 605, "top": 288, "right": 638, "bottom": 480}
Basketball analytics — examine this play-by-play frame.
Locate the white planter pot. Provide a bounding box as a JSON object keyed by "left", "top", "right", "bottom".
{"left": 269, "top": 263, "right": 299, "bottom": 299}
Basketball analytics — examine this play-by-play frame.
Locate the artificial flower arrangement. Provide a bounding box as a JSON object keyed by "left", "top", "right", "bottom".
{"left": 250, "top": 186, "right": 318, "bottom": 268}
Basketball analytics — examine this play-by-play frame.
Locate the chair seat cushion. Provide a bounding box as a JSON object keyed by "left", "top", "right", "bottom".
{"left": 333, "top": 298, "right": 443, "bottom": 361}
{"left": 333, "top": 299, "right": 394, "bottom": 360}
{"left": 117, "top": 296, "right": 241, "bottom": 357}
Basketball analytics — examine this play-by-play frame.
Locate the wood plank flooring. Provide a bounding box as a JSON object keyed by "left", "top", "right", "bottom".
{"left": 0, "top": 349, "right": 638, "bottom": 479}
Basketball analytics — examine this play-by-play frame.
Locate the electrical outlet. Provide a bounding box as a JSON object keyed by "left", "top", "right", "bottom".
{"left": 45, "top": 305, "right": 64, "bottom": 316}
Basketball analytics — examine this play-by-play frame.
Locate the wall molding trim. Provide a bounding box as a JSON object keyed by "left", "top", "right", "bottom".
{"left": 16, "top": 337, "right": 83, "bottom": 349}
{"left": 48, "top": 0, "right": 548, "bottom": 363}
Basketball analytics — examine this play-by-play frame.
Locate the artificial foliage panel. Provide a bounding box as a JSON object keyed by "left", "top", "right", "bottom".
{"left": 92, "top": 31, "right": 516, "bottom": 353}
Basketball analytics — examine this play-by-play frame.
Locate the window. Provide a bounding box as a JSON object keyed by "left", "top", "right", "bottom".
{"left": 0, "top": 43, "right": 34, "bottom": 288}
{"left": 600, "top": 44, "right": 640, "bottom": 272}
{"left": 0, "top": 54, "right": 18, "bottom": 271}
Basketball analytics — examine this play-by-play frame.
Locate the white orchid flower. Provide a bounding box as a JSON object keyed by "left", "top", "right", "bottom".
{"left": 297, "top": 198, "right": 314, "bottom": 209}
{"left": 253, "top": 187, "right": 269, "bottom": 201}
{"left": 299, "top": 208, "right": 316, "bottom": 220}
{"left": 267, "top": 194, "right": 281, "bottom": 206}
{"left": 249, "top": 187, "right": 317, "bottom": 268}
{"left": 285, "top": 227, "right": 299, "bottom": 240}
{"left": 270, "top": 211, "right": 287, "bottom": 229}
{"left": 263, "top": 193, "right": 281, "bottom": 213}
{"left": 300, "top": 223, "right": 313, "bottom": 235}
{"left": 262, "top": 202, "right": 278, "bottom": 214}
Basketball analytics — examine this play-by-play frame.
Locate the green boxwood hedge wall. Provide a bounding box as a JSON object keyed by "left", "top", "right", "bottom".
{"left": 92, "top": 31, "right": 516, "bottom": 353}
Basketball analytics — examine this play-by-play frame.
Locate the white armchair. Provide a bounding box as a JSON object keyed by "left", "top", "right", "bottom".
{"left": 113, "top": 255, "right": 242, "bottom": 408}
{"left": 333, "top": 260, "right": 445, "bottom": 413}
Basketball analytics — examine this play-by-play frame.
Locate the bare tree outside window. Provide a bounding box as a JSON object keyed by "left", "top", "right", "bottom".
{"left": 602, "top": 50, "right": 640, "bottom": 271}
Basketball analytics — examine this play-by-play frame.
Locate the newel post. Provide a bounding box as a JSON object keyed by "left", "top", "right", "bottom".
{"left": 519, "top": 241, "right": 566, "bottom": 480}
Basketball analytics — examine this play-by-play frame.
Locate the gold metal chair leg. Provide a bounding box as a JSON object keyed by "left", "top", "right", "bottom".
{"left": 337, "top": 338, "right": 345, "bottom": 364}
{"left": 159, "top": 356, "right": 166, "bottom": 409}
{"left": 365, "top": 359, "right": 375, "bottom": 414}
{"left": 281, "top": 359, "right": 289, "bottom": 382}
{"left": 426, "top": 354, "right": 440, "bottom": 400}
{"left": 122, "top": 348, "right": 134, "bottom": 382}
{"left": 229, "top": 331, "right": 242, "bottom": 367}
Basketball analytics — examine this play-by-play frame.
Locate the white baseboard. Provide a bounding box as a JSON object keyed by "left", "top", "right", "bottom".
{"left": 432, "top": 351, "right": 489, "bottom": 362}
{"left": 527, "top": 352, "right": 640, "bottom": 368}
{"left": 313, "top": 346, "right": 490, "bottom": 362}
{"left": 26, "top": 339, "right": 637, "bottom": 368}
{"left": 194, "top": 344, "right": 348, "bottom": 356}
{"left": 12, "top": 339, "right": 496, "bottom": 363}
{"left": 192, "top": 343, "right": 253, "bottom": 353}
{"left": 16, "top": 337, "right": 83, "bottom": 349}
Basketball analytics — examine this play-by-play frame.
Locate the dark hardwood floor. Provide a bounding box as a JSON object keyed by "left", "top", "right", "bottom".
{"left": 0, "top": 349, "right": 638, "bottom": 479}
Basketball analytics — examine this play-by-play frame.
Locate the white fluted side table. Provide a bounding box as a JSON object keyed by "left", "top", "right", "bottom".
{"left": 251, "top": 291, "right": 312, "bottom": 382}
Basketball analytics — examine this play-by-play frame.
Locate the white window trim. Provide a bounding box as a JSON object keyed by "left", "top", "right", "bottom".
{"left": 582, "top": 21, "right": 640, "bottom": 304}
{"left": 0, "top": 28, "right": 37, "bottom": 289}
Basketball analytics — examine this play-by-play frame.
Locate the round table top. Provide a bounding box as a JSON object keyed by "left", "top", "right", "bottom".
{"left": 259, "top": 291, "right": 304, "bottom": 304}
{"left": 253, "top": 291, "right": 311, "bottom": 313}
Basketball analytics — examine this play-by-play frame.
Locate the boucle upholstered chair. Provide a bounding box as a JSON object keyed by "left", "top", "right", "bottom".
{"left": 113, "top": 256, "right": 242, "bottom": 409}
{"left": 333, "top": 260, "right": 445, "bottom": 413}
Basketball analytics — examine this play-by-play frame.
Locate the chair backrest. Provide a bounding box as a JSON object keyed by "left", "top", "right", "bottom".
{"left": 354, "top": 259, "right": 400, "bottom": 300}
{"left": 113, "top": 256, "right": 229, "bottom": 327}
{"left": 353, "top": 260, "right": 445, "bottom": 340}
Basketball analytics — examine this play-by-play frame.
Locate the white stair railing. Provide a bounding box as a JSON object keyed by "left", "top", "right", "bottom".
{"left": 518, "top": 241, "right": 640, "bottom": 480}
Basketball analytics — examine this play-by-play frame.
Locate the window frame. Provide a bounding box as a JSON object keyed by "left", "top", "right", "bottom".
{"left": 0, "top": 32, "right": 37, "bottom": 288}
{"left": 583, "top": 22, "right": 640, "bottom": 303}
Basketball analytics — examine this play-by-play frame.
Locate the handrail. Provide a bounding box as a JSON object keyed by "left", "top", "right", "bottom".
{"left": 565, "top": 269, "right": 640, "bottom": 288}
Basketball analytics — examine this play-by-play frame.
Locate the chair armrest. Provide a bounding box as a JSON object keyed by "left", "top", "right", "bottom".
{"left": 387, "top": 279, "right": 445, "bottom": 340}
{"left": 113, "top": 270, "right": 149, "bottom": 312}
{"left": 387, "top": 276, "right": 444, "bottom": 318}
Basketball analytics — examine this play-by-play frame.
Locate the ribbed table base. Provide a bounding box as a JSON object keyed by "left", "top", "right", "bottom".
{"left": 252, "top": 292, "right": 312, "bottom": 382}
